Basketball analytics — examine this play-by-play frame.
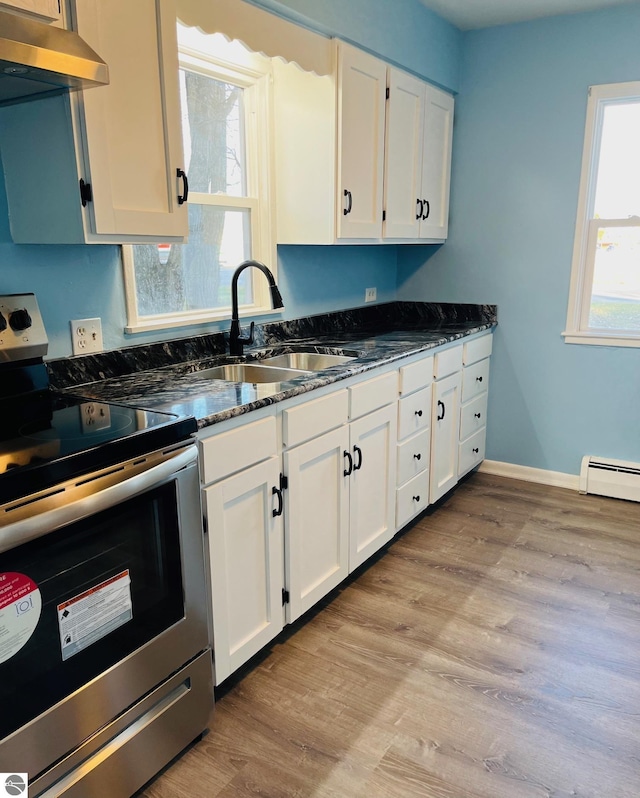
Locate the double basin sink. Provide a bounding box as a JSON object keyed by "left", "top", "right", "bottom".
{"left": 196, "top": 351, "right": 357, "bottom": 386}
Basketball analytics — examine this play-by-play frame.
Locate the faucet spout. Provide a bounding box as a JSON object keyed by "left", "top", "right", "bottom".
{"left": 229, "top": 260, "right": 284, "bottom": 356}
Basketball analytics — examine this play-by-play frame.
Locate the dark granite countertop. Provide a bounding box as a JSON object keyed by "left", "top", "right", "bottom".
{"left": 49, "top": 302, "right": 497, "bottom": 431}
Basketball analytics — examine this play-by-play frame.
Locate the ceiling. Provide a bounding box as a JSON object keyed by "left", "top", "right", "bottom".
{"left": 417, "top": 0, "right": 638, "bottom": 30}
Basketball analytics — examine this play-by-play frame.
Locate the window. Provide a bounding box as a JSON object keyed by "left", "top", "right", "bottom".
{"left": 122, "top": 30, "right": 274, "bottom": 333}
{"left": 564, "top": 82, "right": 640, "bottom": 346}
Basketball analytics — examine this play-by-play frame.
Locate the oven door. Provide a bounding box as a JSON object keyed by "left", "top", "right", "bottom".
{"left": 0, "top": 443, "right": 211, "bottom": 785}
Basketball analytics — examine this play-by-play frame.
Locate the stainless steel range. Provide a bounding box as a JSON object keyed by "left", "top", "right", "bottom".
{"left": 0, "top": 294, "right": 213, "bottom": 797}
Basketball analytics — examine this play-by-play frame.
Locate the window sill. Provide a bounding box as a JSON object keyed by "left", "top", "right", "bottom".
{"left": 562, "top": 329, "right": 640, "bottom": 348}
{"left": 125, "top": 306, "right": 283, "bottom": 335}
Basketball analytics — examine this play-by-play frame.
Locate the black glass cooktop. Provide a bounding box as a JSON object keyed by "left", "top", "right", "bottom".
{"left": 0, "top": 389, "right": 197, "bottom": 506}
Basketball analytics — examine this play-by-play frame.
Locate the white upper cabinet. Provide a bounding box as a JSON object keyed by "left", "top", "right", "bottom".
{"left": 0, "top": 0, "right": 188, "bottom": 243}
{"left": 419, "top": 85, "right": 454, "bottom": 241}
{"left": 0, "top": 0, "right": 60, "bottom": 21}
{"left": 384, "top": 72, "right": 454, "bottom": 242}
{"left": 383, "top": 68, "right": 424, "bottom": 239}
{"left": 273, "top": 39, "right": 453, "bottom": 245}
{"left": 336, "top": 41, "right": 387, "bottom": 240}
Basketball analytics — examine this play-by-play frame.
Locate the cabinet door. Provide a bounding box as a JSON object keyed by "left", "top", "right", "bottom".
{"left": 74, "top": 0, "right": 188, "bottom": 240}
{"left": 349, "top": 404, "right": 397, "bottom": 572}
{"left": 205, "top": 457, "right": 284, "bottom": 685}
{"left": 419, "top": 85, "right": 454, "bottom": 241}
{"left": 383, "top": 68, "right": 424, "bottom": 239}
{"left": 430, "top": 371, "right": 461, "bottom": 503}
{"left": 336, "top": 41, "right": 386, "bottom": 239}
{"left": 284, "top": 426, "right": 350, "bottom": 622}
{"left": 0, "top": 0, "right": 60, "bottom": 19}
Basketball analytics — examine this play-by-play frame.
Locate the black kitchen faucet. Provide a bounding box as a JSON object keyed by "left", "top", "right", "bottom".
{"left": 228, "top": 260, "right": 284, "bottom": 356}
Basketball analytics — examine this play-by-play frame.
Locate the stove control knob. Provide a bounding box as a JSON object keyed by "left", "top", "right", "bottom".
{"left": 0, "top": 312, "right": 6, "bottom": 332}
{"left": 9, "top": 308, "right": 32, "bottom": 331}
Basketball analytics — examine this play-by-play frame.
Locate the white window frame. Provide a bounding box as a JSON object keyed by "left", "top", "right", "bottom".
{"left": 563, "top": 81, "right": 640, "bottom": 347}
{"left": 122, "top": 44, "right": 276, "bottom": 334}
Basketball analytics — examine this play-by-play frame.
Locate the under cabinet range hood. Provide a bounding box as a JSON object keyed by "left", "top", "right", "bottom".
{"left": 0, "top": 9, "right": 108, "bottom": 105}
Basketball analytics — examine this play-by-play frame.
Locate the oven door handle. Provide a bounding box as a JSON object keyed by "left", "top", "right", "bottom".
{"left": 0, "top": 444, "right": 198, "bottom": 554}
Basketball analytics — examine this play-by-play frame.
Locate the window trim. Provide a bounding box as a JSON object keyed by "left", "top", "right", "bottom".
{"left": 122, "top": 41, "right": 276, "bottom": 335}
{"left": 563, "top": 81, "right": 640, "bottom": 347}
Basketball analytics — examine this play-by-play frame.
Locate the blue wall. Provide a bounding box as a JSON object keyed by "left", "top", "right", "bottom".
{"left": 398, "top": 4, "right": 640, "bottom": 476}
{"left": 246, "top": 0, "right": 462, "bottom": 92}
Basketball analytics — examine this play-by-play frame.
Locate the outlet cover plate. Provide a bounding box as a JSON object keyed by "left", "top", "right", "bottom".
{"left": 71, "top": 318, "right": 103, "bottom": 355}
{"left": 365, "top": 287, "right": 377, "bottom": 303}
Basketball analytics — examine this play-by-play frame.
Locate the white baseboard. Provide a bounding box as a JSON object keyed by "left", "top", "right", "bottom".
{"left": 478, "top": 460, "right": 580, "bottom": 491}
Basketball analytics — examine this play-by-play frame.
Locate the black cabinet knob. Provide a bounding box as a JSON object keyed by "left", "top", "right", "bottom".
{"left": 413, "top": 495, "right": 420, "bottom": 502}
{"left": 415, "top": 409, "right": 423, "bottom": 417}
{"left": 472, "top": 447, "right": 479, "bottom": 454}
{"left": 9, "top": 308, "right": 32, "bottom": 331}
{"left": 476, "top": 376, "right": 483, "bottom": 383}
{"left": 414, "top": 453, "right": 421, "bottom": 461}
{"left": 474, "top": 412, "right": 482, "bottom": 419}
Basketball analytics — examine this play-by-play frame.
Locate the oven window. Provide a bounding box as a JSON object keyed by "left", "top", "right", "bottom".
{"left": 0, "top": 482, "right": 184, "bottom": 741}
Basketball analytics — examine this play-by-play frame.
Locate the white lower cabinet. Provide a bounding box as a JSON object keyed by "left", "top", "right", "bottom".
{"left": 430, "top": 346, "right": 463, "bottom": 503}
{"left": 348, "top": 403, "right": 397, "bottom": 571}
{"left": 200, "top": 334, "right": 492, "bottom": 683}
{"left": 204, "top": 456, "right": 284, "bottom": 685}
{"left": 284, "top": 425, "right": 350, "bottom": 622}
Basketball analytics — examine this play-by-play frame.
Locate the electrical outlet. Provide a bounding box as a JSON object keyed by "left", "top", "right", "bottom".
{"left": 71, "top": 318, "right": 103, "bottom": 355}
{"left": 365, "top": 287, "right": 377, "bottom": 303}
{"left": 80, "top": 402, "right": 112, "bottom": 433}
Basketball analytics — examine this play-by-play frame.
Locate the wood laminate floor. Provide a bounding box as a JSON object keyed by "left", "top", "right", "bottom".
{"left": 141, "top": 473, "right": 640, "bottom": 797}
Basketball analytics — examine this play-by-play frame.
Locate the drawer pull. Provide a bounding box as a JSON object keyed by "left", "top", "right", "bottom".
{"left": 437, "top": 400, "right": 445, "bottom": 421}
{"left": 472, "top": 447, "right": 479, "bottom": 454}
{"left": 343, "top": 188, "right": 352, "bottom": 215}
{"left": 476, "top": 376, "right": 483, "bottom": 383}
{"left": 474, "top": 412, "right": 482, "bottom": 419}
{"left": 413, "top": 453, "right": 421, "bottom": 461}
{"left": 272, "top": 485, "right": 283, "bottom": 517}
{"left": 413, "top": 495, "right": 421, "bottom": 502}
{"left": 353, "top": 445, "right": 363, "bottom": 471}
{"left": 343, "top": 450, "right": 353, "bottom": 477}
{"left": 415, "top": 409, "right": 423, "bottom": 417}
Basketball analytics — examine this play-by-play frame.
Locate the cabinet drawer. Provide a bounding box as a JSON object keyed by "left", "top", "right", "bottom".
{"left": 461, "top": 357, "right": 490, "bottom": 403}
{"left": 396, "top": 471, "right": 429, "bottom": 529}
{"left": 399, "top": 355, "right": 434, "bottom": 396}
{"left": 282, "top": 389, "right": 348, "bottom": 448}
{"left": 433, "top": 344, "right": 463, "bottom": 379}
{"left": 199, "top": 415, "right": 277, "bottom": 485}
{"left": 397, "top": 429, "right": 430, "bottom": 486}
{"left": 463, "top": 334, "right": 492, "bottom": 365}
{"left": 349, "top": 371, "right": 398, "bottom": 420}
{"left": 397, "top": 385, "right": 431, "bottom": 441}
{"left": 458, "top": 428, "right": 486, "bottom": 477}
{"left": 459, "top": 392, "right": 488, "bottom": 441}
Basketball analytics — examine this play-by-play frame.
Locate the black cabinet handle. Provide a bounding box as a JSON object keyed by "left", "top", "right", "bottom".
{"left": 177, "top": 168, "right": 189, "bottom": 205}
{"left": 272, "top": 485, "right": 283, "bottom": 517}
{"left": 413, "top": 495, "right": 420, "bottom": 502}
{"left": 414, "top": 453, "right": 421, "bottom": 461}
{"left": 474, "top": 412, "right": 482, "bottom": 419}
{"left": 353, "top": 445, "right": 363, "bottom": 471}
{"left": 343, "top": 450, "right": 353, "bottom": 477}
{"left": 437, "top": 400, "right": 445, "bottom": 421}
{"left": 472, "top": 447, "right": 479, "bottom": 454}
{"left": 343, "top": 189, "right": 352, "bottom": 216}
{"left": 416, "top": 198, "right": 423, "bottom": 220}
{"left": 422, "top": 199, "right": 430, "bottom": 220}
{"left": 415, "top": 409, "right": 423, "bottom": 417}
{"left": 476, "top": 375, "right": 483, "bottom": 383}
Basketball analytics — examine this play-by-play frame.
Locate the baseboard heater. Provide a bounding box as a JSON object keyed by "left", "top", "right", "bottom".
{"left": 579, "top": 456, "right": 640, "bottom": 502}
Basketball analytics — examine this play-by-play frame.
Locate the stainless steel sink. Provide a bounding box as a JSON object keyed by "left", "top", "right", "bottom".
{"left": 194, "top": 363, "right": 310, "bottom": 383}
{"left": 257, "top": 352, "right": 356, "bottom": 371}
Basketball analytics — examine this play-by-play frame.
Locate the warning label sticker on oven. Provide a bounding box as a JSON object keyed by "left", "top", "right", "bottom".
{"left": 0, "top": 572, "right": 42, "bottom": 664}
{"left": 57, "top": 570, "right": 133, "bottom": 661}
